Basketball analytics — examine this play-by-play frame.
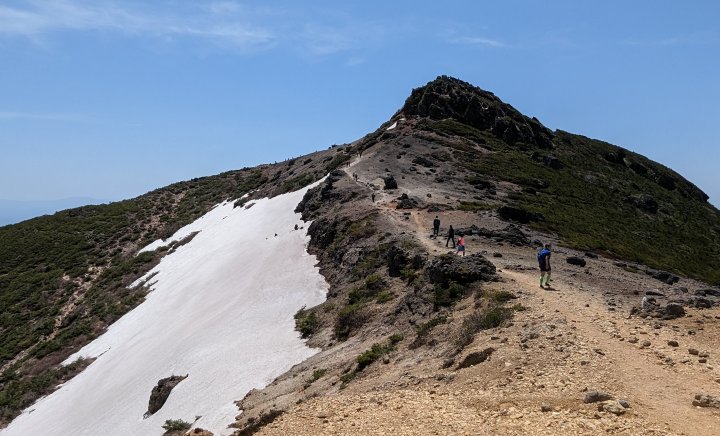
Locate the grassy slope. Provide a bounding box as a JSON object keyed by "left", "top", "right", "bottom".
{"left": 426, "top": 119, "right": 720, "bottom": 284}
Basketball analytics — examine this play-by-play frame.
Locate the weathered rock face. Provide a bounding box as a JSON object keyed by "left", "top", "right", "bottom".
{"left": 456, "top": 224, "right": 530, "bottom": 247}
{"left": 146, "top": 374, "right": 188, "bottom": 417}
{"left": 693, "top": 393, "right": 720, "bottom": 408}
{"left": 396, "top": 193, "right": 419, "bottom": 210}
{"left": 457, "top": 347, "right": 495, "bottom": 369}
{"left": 566, "top": 256, "right": 587, "bottom": 267}
{"left": 648, "top": 270, "right": 680, "bottom": 285}
{"left": 401, "top": 76, "right": 554, "bottom": 149}
{"left": 497, "top": 206, "right": 545, "bottom": 224}
{"left": 426, "top": 254, "right": 497, "bottom": 286}
{"left": 624, "top": 194, "right": 659, "bottom": 214}
{"left": 383, "top": 175, "right": 398, "bottom": 190}
{"left": 632, "top": 300, "right": 686, "bottom": 320}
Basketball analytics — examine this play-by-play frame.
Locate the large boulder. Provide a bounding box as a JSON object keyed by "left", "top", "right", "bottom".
{"left": 498, "top": 206, "right": 544, "bottom": 224}
{"left": 146, "top": 375, "right": 188, "bottom": 417}
{"left": 383, "top": 175, "right": 398, "bottom": 190}
{"left": 566, "top": 256, "right": 587, "bottom": 267}
{"left": 426, "top": 254, "right": 497, "bottom": 286}
{"left": 624, "top": 194, "right": 658, "bottom": 214}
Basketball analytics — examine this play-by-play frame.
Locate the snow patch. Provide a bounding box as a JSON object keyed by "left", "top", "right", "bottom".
{"left": 386, "top": 121, "right": 397, "bottom": 131}
{"left": 2, "top": 182, "right": 328, "bottom": 436}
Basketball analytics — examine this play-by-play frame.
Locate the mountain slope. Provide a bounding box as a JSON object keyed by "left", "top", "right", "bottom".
{"left": 1, "top": 76, "right": 719, "bottom": 435}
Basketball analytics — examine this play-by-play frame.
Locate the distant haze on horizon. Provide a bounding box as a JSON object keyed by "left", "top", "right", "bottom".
{"left": 1, "top": 1, "right": 718, "bottom": 215}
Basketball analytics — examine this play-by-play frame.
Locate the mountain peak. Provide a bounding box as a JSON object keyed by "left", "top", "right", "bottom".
{"left": 400, "top": 75, "right": 554, "bottom": 149}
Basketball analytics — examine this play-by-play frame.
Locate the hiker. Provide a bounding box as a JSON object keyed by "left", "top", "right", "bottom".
{"left": 445, "top": 225, "right": 455, "bottom": 248}
{"left": 538, "top": 243, "right": 552, "bottom": 288}
{"left": 457, "top": 234, "right": 465, "bottom": 256}
{"left": 432, "top": 216, "right": 440, "bottom": 237}
{"left": 371, "top": 192, "right": 376, "bottom": 202}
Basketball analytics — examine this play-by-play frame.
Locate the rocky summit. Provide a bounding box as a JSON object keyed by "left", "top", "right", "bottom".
{"left": 1, "top": 76, "right": 719, "bottom": 435}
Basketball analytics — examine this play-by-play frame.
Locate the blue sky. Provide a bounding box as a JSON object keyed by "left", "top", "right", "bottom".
{"left": 1, "top": 0, "right": 718, "bottom": 211}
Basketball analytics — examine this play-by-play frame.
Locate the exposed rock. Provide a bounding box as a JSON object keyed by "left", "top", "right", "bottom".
{"left": 584, "top": 252, "right": 598, "bottom": 259}
{"left": 426, "top": 254, "right": 497, "bottom": 286}
{"left": 497, "top": 206, "right": 545, "bottom": 224}
{"left": 692, "top": 393, "right": 720, "bottom": 408}
{"left": 386, "top": 246, "right": 410, "bottom": 277}
{"left": 566, "top": 256, "right": 587, "bottom": 267}
{"left": 383, "top": 175, "right": 398, "bottom": 190}
{"left": 457, "top": 348, "right": 495, "bottom": 369}
{"left": 401, "top": 75, "right": 554, "bottom": 149}
{"left": 543, "top": 155, "right": 562, "bottom": 169}
{"left": 411, "top": 156, "right": 435, "bottom": 168}
{"left": 145, "top": 374, "right": 188, "bottom": 417}
{"left": 667, "top": 340, "right": 679, "bottom": 347}
{"left": 464, "top": 224, "right": 530, "bottom": 246}
{"left": 624, "top": 194, "right": 658, "bottom": 214}
{"left": 689, "top": 348, "right": 700, "bottom": 356}
{"left": 540, "top": 404, "right": 553, "bottom": 412}
{"left": 650, "top": 270, "right": 680, "bottom": 285}
{"left": 692, "top": 297, "right": 714, "bottom": 309}
{"left": 664, "top": 303, "right": 685, "bottom": 318}
{"left": 584, "top": 391, "right": 613, "bottom": 403}
{"left": 618, "top": 399, "right": 631, "bottom": 409}
{"left": 396, "top": 193, "right": 419, "bottom": 209}
{"left": 187, "top": 429, "right": 214, "bottom": 436}
{"left": 601, "top": 401, "right": 626, "bottom": 415}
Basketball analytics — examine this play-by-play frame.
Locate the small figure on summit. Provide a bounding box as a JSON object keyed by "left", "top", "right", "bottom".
{"left": 538, "top": 243, "right": 552, "bottom": 288}
{"left": 371, "top": 192, "right": 376, "bottom": 203}
{"left": 432, "top": 216, "right": 440, "bottom": 237}
{"left": 446, "top": 225, "right": 456, "bottom": 248}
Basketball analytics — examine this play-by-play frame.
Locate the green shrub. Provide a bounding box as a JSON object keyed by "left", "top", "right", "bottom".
{"left": 410, "top": 316, "right": 447, "bottom": 349}
{"left": 310, "top": 368, "right": 327, "bottom": 382}
{"left": 364, "top": 274, "right": 384, "bottom": 290}
{"left": 294, "top": 308, "right": 318, "bottom": 338}
{"left": 375, "top": 291, "right": 394, "bottom": 304}
{"left": 162, "top": 419, "right": 192, "bottom": 432}
{"left": 356, "top": 342, "right": 393, "bottom": 371}
{"left": 389, "top": 333, "right": 404, "bottom": 345}
{"left": 433, "top": 281, "right": 466, "bottom": 308}
{"left": 334, "top": 303, "right": 368, "bottom": 340}
{"left": 456, "top": 306, "right": 513, "bottom": 348}
{"left": 490, "top": 290, "right": 517, "bottom": 304}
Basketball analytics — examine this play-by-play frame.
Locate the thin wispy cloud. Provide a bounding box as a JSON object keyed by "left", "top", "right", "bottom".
{"left": 624, "top": 31, "right": 720, "bottom": 47}
{"left": 0, "top": 1, "right": 276, "bottom": 50}
{"left": 0, "top": 111, "right": 86, "bottom": 121}
{"left": 447, "top": 35, "right": 506, "bottom": 48}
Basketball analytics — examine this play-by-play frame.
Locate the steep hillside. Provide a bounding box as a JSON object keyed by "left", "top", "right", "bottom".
{"left": 1, "top": 76, "right": 719, "bottom": 435}
{"left": 0, "top": 147, "right": 351, "bottom": 426}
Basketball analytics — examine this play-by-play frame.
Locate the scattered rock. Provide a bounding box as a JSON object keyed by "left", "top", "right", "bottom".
{"left": 584, "top": 252, "right": 598, "bottom": 259}
{"left": 457, "top": 348, "right": 495, "bottom": 369}
{"left": 187, "top": 429, "right": 214, "bottom": 436}
{"left": 650, "top": 270, "right": 680, "bottom": 285}
{"left": 618, "top": 399, "right": 631, "bottom": 409}
{"left": 641, "top": 340, "right": 652, "bottom": 348}
{"left": 566, "top": 256, "right": 587, "bottom": 267}
{"left": 395, "top": 193, "right": 419, "bottom": 209}
{"left": 624, "top": 194, "right": 658, "bottom": 214}
{"left": 584, "top": 391, "right": 613, "bottom": 403}
{"left": 645, "top": 290, "right": 665, "bottom": 296}
{"left": 689, "top": 348, "right": 700, "bottom": 356}
{"left": 497, "top": 206, "right": 544, "bottom": 224}
{"left": 667, "top": 340, "right": 679, "bottom": 347}
{"left": 693, "top": 393, "right": 720, "bottom": 408}
{"left": 383, "top": 175, "right": 398, "bottom": 190}
{"left": 540, "top": 404, "right": 553, "bottom": 413}
{"left": 492, "top": 253, "right": 503, "bottom": 258}
{"left": 601, "top": 401, "right": 626, "bottom": 415}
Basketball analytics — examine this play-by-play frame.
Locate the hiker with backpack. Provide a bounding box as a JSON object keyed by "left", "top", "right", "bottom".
{"left": 538, "top": 243, "right": 552, "bottom": 288}
{"left": 432, "top": 216, "right": 440, "bottom": 237}
{"left": 446, "top": 225, "right": 456, "bottom": 248}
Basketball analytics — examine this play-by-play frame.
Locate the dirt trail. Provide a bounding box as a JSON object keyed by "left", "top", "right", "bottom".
{"left": 504, "top": 269, "right": 720, "bottom": 435}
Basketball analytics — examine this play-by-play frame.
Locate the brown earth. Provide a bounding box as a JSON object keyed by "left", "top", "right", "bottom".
{"left": 230, "top": 119, "right": 720, "bottom": 435}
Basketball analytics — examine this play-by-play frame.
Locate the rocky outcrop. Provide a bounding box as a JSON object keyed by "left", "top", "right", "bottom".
{"left": 401, "top": 76, "right": 554, "bottom": 149}
{"left": 497, "top": 206, "right": 544, "bottom": 224}
{"left": 146, "top": 374, "right": 188, "bottom": 417}
{"left": 396, "top": 193, "right": 419, "bottom": 209}
{"left": 383, "top": 175, "right": 398, "bottom": 190}
{"left": 566, "top": 256, "right": 587, "bottom": 267}
{"left": 624, "top": 194, "right": 659, "bottom": 214}
{"left": 426, "top": 254, "right": 497, "bottom": 286}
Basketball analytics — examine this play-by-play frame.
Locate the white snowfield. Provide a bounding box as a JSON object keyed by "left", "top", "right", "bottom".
{"left": 2, "top": 182, "right": 328, "bottom": 436}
